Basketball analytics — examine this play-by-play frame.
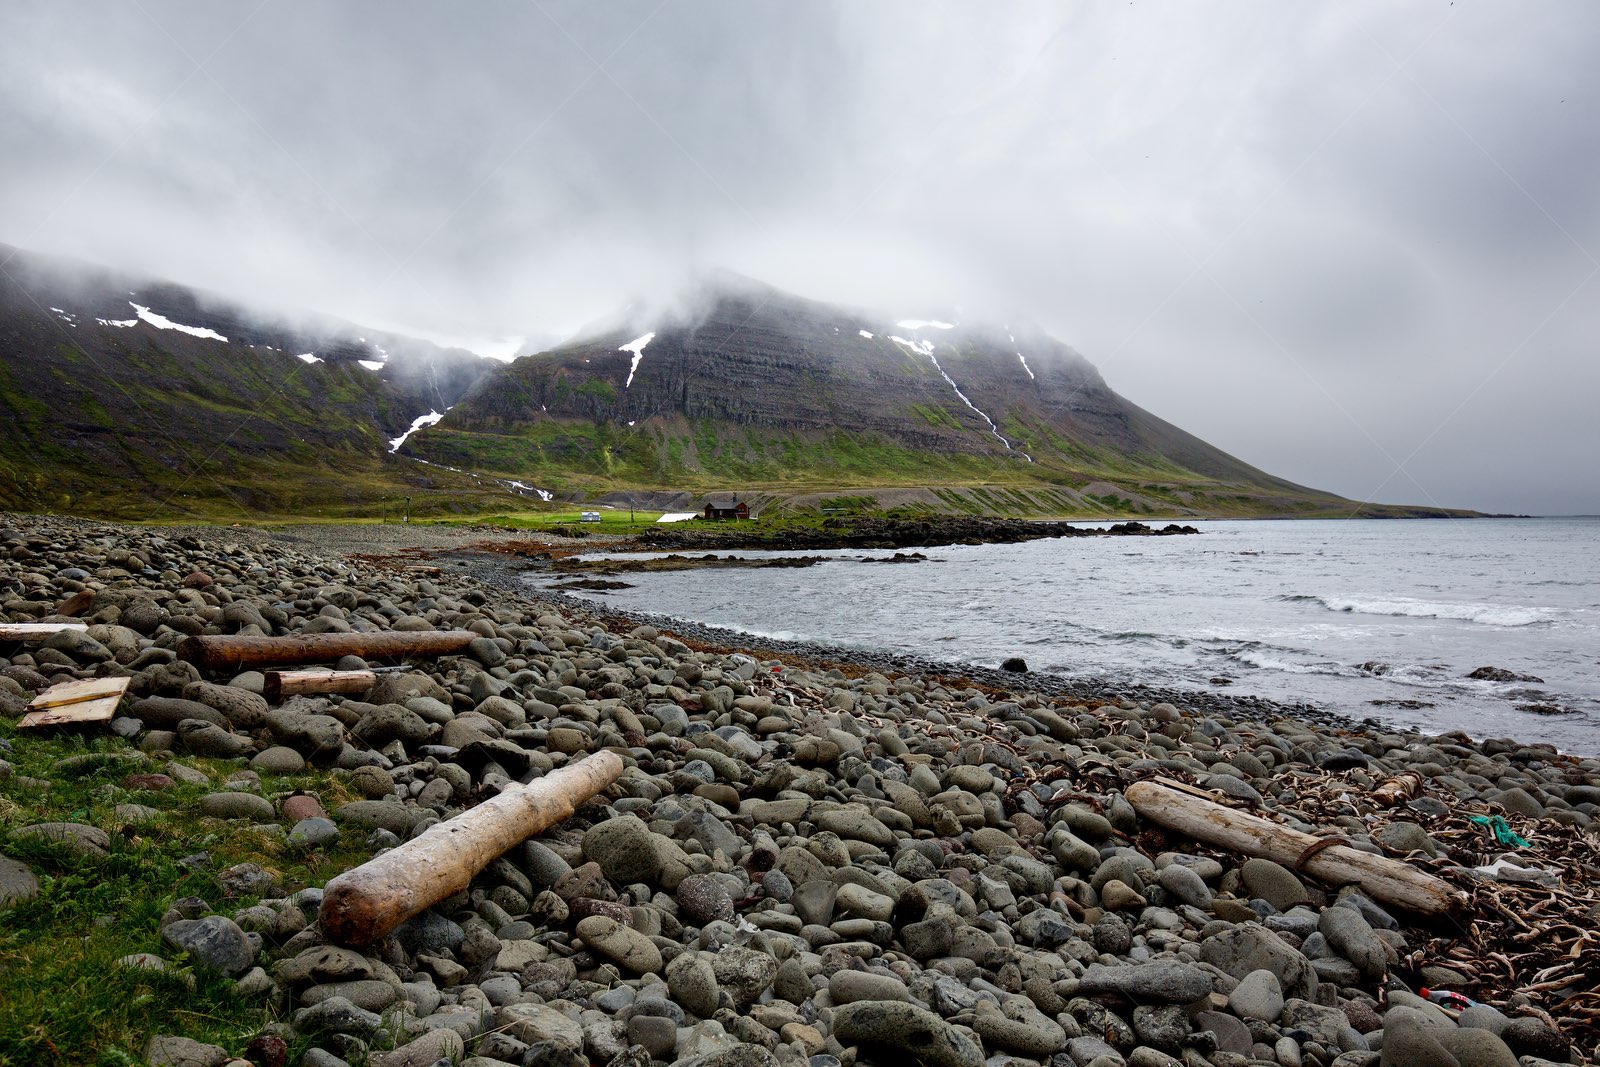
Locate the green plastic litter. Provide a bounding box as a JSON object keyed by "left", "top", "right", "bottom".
{"left": 1469, "top": 814, "right": 1529, "bottom": 848}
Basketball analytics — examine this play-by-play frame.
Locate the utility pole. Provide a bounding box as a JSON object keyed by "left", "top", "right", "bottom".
{"left": 404, "top": 496, "right": 411, "bottom": 524}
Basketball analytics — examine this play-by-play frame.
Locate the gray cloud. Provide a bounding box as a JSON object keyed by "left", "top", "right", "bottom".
{"left": 3, "top": 0, "right": 1598, "bottom": 513}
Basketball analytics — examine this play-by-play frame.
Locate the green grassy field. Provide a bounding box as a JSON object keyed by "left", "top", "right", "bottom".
{"left": 0, "top": 724, "right": 372, "bottom": 1066}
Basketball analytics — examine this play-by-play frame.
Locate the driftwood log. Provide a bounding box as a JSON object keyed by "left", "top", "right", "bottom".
{"left": 178, "top": 631, "right": 476, "bottom": 674}
{"left": 263, "top": 669, "right": 378, "bottom": 702}
{"left": 1126, "top": 779, "right": 1468, "bottom": 915}
{"left": 320, "top": 751, "right": 624, "bottom": 946}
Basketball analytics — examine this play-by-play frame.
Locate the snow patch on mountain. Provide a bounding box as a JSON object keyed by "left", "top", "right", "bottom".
{"left": 127, "top": 302, "right": 228, "bottom": 341}
{"left": 296, "top": 353, "right": 322, "bottom": 364}
{"left": 504, "top": 480, "right": 553, "bottom": 501}
{"left": 358, "top": 359, "right": 385, "bottom": 371}
{"left": 389, "top": 409, "right": 446, "bottom": 453}
{"left": 620, "top": 332, "right": 656, "bottom": 388}
{"left": 889, "top": 335, "right": 935, "bottom": 357}
{"left": 892, "top": 336, "right": 1032, "bottom": 462}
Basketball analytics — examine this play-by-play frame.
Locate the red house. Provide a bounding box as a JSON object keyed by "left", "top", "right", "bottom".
{"left": 703, "top": 500, "right": 750, "bottom": 521}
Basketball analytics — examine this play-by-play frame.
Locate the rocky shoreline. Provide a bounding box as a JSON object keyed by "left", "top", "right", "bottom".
{"left": 1, "top": 512, "right": 1598, "bottom": 1067}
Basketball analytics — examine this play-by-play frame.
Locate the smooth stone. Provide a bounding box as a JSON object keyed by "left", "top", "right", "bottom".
{"left": 791, "top": 880, "right": 838, "bottom": 927}
{"left": 498, "top": 1002, "right": 585, "bottom": 1050}
{"left": 1198, "top": 923, "right": 1318, "bottom": 1000}
{"left": 0, "top": 855, "right": 41, "bottom": 908}
{"left": 1194, "top": 1010, "right": 1253, "bottom": 1055}
{"left": 1379, "top": 1015, "right": 1460, "bottom": 1067}
{"left": 301, "top": 980, "right": 401, "bottom": 1012}
{"left": 161, "top": 915, "right": 255, "bottom": 977}
{"left": 1157, "top": 863, "right": 1213, "bottom": 908}
{"left": 574, "top": 915, "right": 663, "bottom": 974}
{"left": 293, "top": 995, "right": 384, "bottom": 1037}
{"left": 199, "top": 792, "right": 276, "bottom": 822}
{"left": 1241, "top": 858, "right": 1310, "bottom": 910}
{"left": 969, "top": 1009, "right": 1067, "bottom": 1057}
{"left": 1433, "top": 1027, "right": 1518, "bottom": 1067}
{"left": 831, "top": 1000, "right": 984, "bottom": 1067}
{"left": 251, "top": 746, "right": 306, "bottom": 774}
{"left": 1320, "top": 905, "right": 1388, "bottom": 980}
{"left": 1073, "top": 961, "right": 1214, "bottom": 1004}
{"left": 676, "top": 873, "right": 736, "bottom": 926}
{"left": 827, "top": 970, "right": 913, "bottom": 1004}
{"left": 142, "top": 1034, "right": 231, "bottom": 1067}
{"left": 367, "top": 1029, "right": 465, "bottom": 1067}
{"left": 1228, "top": 968, "right": 1284, "bottom": 1023}
{"left": 13, "top": 821, "right": 110, "bottom": 857}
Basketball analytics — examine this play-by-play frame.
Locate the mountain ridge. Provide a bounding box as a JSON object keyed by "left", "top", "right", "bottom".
{"left": 410, "top": 281, "right": 1415, "bottom": 517}
{"left": 0, "top": 243, "right": 1471, "bottom": 520}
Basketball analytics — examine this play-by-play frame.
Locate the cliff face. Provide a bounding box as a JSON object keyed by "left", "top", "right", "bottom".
{"left": 427, "top": 279, "right": 1324, "bottom": 504}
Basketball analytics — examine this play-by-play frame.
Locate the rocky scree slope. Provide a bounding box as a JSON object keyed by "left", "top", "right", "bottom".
{"left": 1, "top": 515, "right": 1596, "bottom": 1067}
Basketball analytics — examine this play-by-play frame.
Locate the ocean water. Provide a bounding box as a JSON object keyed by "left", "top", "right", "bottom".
{"left": 532, "top": 518, "right": 1600, "bottom": 754}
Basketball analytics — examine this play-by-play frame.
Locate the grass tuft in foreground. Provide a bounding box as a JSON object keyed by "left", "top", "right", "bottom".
{"left": 0, "top": 724, "right": 368, "bottom": 1066}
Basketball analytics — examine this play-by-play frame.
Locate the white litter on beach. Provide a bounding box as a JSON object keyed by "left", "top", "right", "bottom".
{"left": 619, "top": 331, "right": 656, "bottom": 388}
{"left": 388, "top": 409, "right": 445, "bottom": 453}
{"left": 127, "top": 302, "right": 228, "bottom": 341}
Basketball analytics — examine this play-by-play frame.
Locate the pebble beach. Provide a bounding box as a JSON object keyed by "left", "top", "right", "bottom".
{"left": 2, "top": 513, "right": 1597, "bottom": 1067}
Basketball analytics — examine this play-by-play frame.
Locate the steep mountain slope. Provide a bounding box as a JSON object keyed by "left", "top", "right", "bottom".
{"left": 0, "top": 244, "right": 502, "bottom": 517}
{"left": 409, "top": 278, "right": 1384, "bottom": 517}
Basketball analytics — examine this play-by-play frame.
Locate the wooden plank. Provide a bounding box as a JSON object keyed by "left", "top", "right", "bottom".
{"left": 20, "top": 695, "right": 123, "bottom": 728}
{"left": 0, "top": 622, "right": 90, "bottom": 641}
{"left": 19, "top": 676, "right": 130, "bottom": 729}
{"left": 28, "top": 676, "right": 130, "bottom": 709}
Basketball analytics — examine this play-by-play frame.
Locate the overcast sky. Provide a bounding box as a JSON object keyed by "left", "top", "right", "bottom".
{"left": 3, "top": 2, "right": 1598, "bottom": 514}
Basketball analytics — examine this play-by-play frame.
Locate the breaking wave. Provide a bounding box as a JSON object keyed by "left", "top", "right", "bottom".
{"left": 1279, "top": 594, "right": 1547, "bottom": 627}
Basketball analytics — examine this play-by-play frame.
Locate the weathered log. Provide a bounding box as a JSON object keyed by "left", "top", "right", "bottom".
{"left": 178, "top": 630, "right": 476, "bottom": 673}
{"left": 320, "top": 751, "right": 623, "bottom": 946}
{"left": 264, "top": 669, "right": 377, "bottom": 702}
{"left": 1126, "top": 778, "right": 1468, "bottom": 915}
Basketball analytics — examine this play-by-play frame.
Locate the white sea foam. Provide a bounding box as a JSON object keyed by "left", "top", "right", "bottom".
{"left": 1296, "top": 594, "right": 1548, "bottom": 627}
